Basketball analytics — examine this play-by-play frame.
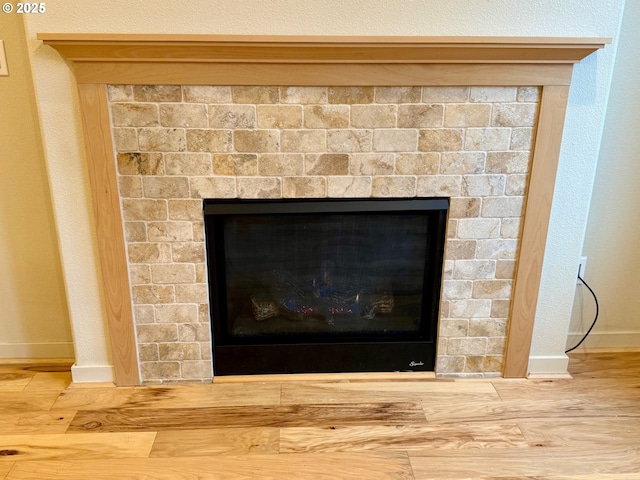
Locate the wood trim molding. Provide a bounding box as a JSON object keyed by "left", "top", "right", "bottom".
{"left": 42, "top": 35, "right": 608, "bottom": 383}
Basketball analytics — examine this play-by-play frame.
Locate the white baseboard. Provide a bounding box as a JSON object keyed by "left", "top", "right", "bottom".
{"left": 71, "top": 364, "right": 114, "bottom": 383}
{"left": 527, "top": 355, "right": 570, "bottom": 376}
{"left": 566, "top": 331, "right": 640, "bottom": 350}
{"left": 0, "top": 342, "right": 74, "bottom": 358}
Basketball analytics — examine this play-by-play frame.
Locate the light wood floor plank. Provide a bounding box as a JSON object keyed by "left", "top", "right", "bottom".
{"left": 279, "top": 422, "right": 528, "bottom": 453}
{"left": 215, "top": 371, "right": 436, "bottom": 383}
{"left": 5, "top": 453, "right": 413, "bottom": 479}
{"left": 518, "top": 417, "right": 640, "bottom": 447}
{"left": 0, "top": 372, "right": 33, "bottom": 392}
{"left": 0, "top": 411, "right": 76, "bottom": 435}
{"left": 150, "top": 427, "right": 279, "bottom": 457}
{"left": 22, "top": 372, "right": 71, "bottom": 393}
{"left": 68, "top": 402, "right": 426, "bottom": 432}
{"left": 408, "top": 446, "right": 640, "bottom": 478}
{"left": 0, "top": 432, "right": 156, "bottom": 462}
{"left": 52, "top": 382, "right": 281, "bottom": 410}
{"left": 0, "top": 392, "right": 59, "bottom": 414}
{"left": 0, "top": 463, "right": 13, "bottom": 480}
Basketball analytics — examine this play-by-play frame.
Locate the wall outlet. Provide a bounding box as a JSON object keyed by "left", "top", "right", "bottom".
{"left": 577, "top": 256, "right": 587, "bottom": 283}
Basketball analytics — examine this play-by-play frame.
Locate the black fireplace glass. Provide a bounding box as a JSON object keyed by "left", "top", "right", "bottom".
{"left": 204, "top": 198, "right": 448, "bottom": 375}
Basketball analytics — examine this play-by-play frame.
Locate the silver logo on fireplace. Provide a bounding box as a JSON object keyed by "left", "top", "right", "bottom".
{"left": 409, "top": 361, "right": 424, "bottom": 367}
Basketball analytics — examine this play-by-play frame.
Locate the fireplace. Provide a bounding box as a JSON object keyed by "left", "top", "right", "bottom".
{"left": 204, "top": 197, "right": 448, "bottom": 374}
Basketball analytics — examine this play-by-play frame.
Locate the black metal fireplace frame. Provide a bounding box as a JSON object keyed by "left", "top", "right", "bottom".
{"left": 204, "top": 197, "right": 448, "bottom": 375}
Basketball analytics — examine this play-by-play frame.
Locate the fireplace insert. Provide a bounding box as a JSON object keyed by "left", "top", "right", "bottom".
{"left": 204, "top": 197, "right": 448, "bottom": 375}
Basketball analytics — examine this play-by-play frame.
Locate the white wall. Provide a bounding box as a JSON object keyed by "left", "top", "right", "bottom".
{"left": 23, "top": 0, "right": 625, "bottom": 380}
{"left": 568, "top": 0, "right": 640, "bottom": 350}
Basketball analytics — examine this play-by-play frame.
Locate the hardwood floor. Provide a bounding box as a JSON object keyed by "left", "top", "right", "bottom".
{"left": 1, "top": 352, "right": 639, "bottom": 479}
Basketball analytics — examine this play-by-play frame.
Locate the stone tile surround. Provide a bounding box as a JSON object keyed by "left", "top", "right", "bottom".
{"left": 108, "top": 84, "right": 540, "bottom": 383}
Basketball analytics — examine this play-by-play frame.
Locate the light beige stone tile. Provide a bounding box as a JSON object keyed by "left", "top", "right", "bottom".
{"left": 159, "top": 343, "right": 200, "bottom": 361}
{"left": 257, "top": 105, "right": 302, "bottom": 129}
{"left": 113, "top": 128, "right": 139, "bottom": 151}
{"left": 151, "top": 264, "right": 196, "bottom": 284}
{"left": 231, "top": 86, "right": 279, "bottom": 103}
{"left": 181, "top": 360, "right": 213, "bottom": 379}
{"left": 472, "top": 280, "right": 512, "bottom": 299}
{"left": 461, "top": 174, "right": 506, "bottom": 196}
{"left": 128, "top": 243, "right": 172, "bottom": 264}
{"left": 140, "top": 361, "right": 180, "bottom": 380}
{"left": 134, "top": 85, "right": 182, "bottom": 102}
{"left": 303, "top": 105, "right": 349, "bottom": 128}
{"left": 190, "top": 176, "right": 236, "bottom": 198}
{"left": 155, "top": 304, "right": 199, "bottom": 323}
{"left": 118, "top": 176, "right": 143, "bottom": 198}
{"left": 445, "top": 240, "right": 477, "bottom": 260}
{"left": 397, "top": 104, "right": 443, "bottom": 128}
{"left": 165, "top": 153, "right": 213, "bottom": 176}
{"left": 371, "top": 176, "right": 416, "bottom": 197}
{"left": 517, "top": 86, "right": 541, "bottom": 102}
{"left": 132, "top": 285, "right": 175, "bottom": 304}
{"left": 195, "top": 262, "right": 207, "bottom": 283}
{"left": 143, "top": 177, "right": 190, "bottom": 198}
{"left": 350, "top": 105, "right": 396, "bottom": 128}
{"left": 449, "top": 197, "right": 481, "bottom": 218}
{"left": 134, "top": 305, "right": 155, "bottom": 324}
{"left": 443, "top": 260, "right": 454, "bottom": 280}
{"left": 138, "top": 344, "right": 159, "bottom": 362}
{"left": 505, "top": 174, "right": 527, "bottom": 196}
{"left": 447, "top": 219, "right": 458, "bottom": 238}
{"left": 117, "top": 152, "right": 164, "bottom": 175}
{"left": 125, "top": 221, "right": 147, "bottom": 242}
{"left": 160, "top": 104, "right": 207, "bottom": 128}
{"left": 464, "top": 128, "right": 511, "bottom": 151}
{"left": 175, "top": 283, "right": 209, "bottom": 303}
{"left": 198, "top": 304, "right": 209, "bottom": 323}
{"left": 447, "top": 336, "right": 487, "bottom": 354}
{"left": 168, "top": 199, "right": 204, "bottom": 220}
{"left": 349, "top": 153, "right": 394, "bottom": 175}
{"left": 373, "top": 129, "right": 418, "bottom": 151}
{"left": 469, "top": 318, "right": 508, "bottom": 338}
{"left": 213, "top": 154, "right": 258, "bottom": 176}
{"left": 237, "top": 177, "right": 281, "bottom": 198}
{"left": 208, "top": 105, "right": 256, "bottom": 128}
{"left": 491, "top": 299, "right": 511, "bottom": 318}
{"left": 111, "top": 103, "right": 159, "bottom": 127}
{"left": 305, "top": 154, "right": 349, "bottom": 175}
{"left": 487, "top": 337, "right": 506, "bottom": 355}
{"left": 436, "top": 356, "right": 465, "bottom": 374}
{"left": 440, "top": 152, "right": 485, "bottom": 174}
{"left": 510, "top": 127, "right": 535, "bottom": 151}
{"left": 495, "top": 260, "right": 516, "bottom": 279}
{"left": 138, "top": 128, "right": 186, "bottom": 152}
{"left": 440, "top": 319, "right": 469, "bottom": 337}
{"left": 328, "top": 86, "right": 374, "bottom": 104}
{"left": 442, "top": 280, "right": 473, "bottom": 300}
{"left": 418, "top": 129, "right": 463, "bottom": 152}
{"left": 396, "top": 153, "right": 439, "bottom": 175}
{"left": 327, "top": 176, "right": 371, "bottom": 197}
{"left": 129, "top": 264, "right": 151, "bottom": 285}
{"left": 147, "top": 221, "right": 193, "bottom": 242}
{"left": 172, "top": 242, "right": 205, "bottom": 263}
{"left": 457, "top": 218, "right": 501, "bottom": 239}
{"left": 444, "top": 103, "right": 491, "bottom": 127}
{"left": 123, "top": 199, "right": 167, "bottom": 220}
{"left": 234, "top": 130, "right": 280, "bottom": 152}
{"left": 465, "top": 355, "right": 503, "bottom": 373}
{"left": 281, "top": 86, "right": 327, "bottom": 104}
{"left": 500, "top": 218, "right": 521, "bottom": 238}
{"left": 486, "top": 152, "right": 531, "bottom": 174}
{"left": 482, "top": 196, "right": 524, "bottom": 217}
{"left": 178, "top": 323, "right": 211, "bottom": 342}
{"left": 422, "top": 87, "right": 469, "bottom": 102}
{"left": 440, "top": 299, "right": 450, "bottom": 318}
{"left": 258, "top": 154, "right": 304, "bottom": 176}
{"left": 186, "top": 129, "right": 233, "bottom": 153}
{"left": 469, "top": 87, "right": 517, "bottom": 103}
{"left": 183, "top": 86, "right": 231, "bottom": 103}
{"left": 416, "top": 175, "right": 461, "bottom": 196}
{"left": 327, "top": 129, "right": 372, "bottom": 152}
{"left": 282, "top": 177, "right": 327, "bottom": 198}
{"left": 193, "top": 222, "right": 205, "bottom": 242}
{"left": 491, "top": 103, "right": 538, "bottom": 127}
{"left": 280, "top": 130, "right": 325, "bottom": 152}
{"left": 453, "top": 259, "right": 496, "bottom": 280}
{"left": 375, "top": 87, "right": 421, "bottom": 103}
{"left": 476, "top": 239, "right": 518, "bottom": 259}
{"left": 107, "top": 85, "right": 133, "bottom": 102}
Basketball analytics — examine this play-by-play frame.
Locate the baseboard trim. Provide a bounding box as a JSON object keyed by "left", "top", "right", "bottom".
{"left": 71, "top": 364, "right": 114, "bottom": 383}
{"left": 566, "top": 331, "right": 640, "bottom": 350}
{"left": 0, "top": 342, "right": 74, "bottom": 358}
{"left": 527, "top": 354, "right": 569, "bottom": 376}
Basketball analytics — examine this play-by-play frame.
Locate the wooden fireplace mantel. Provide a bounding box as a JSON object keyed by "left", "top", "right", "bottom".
{"left": 38, "top": 34, "right": 610, "bottom": 385}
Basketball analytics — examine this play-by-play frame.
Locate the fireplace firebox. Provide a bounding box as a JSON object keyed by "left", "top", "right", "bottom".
{"left": 204, "top": 197, "right": 448, "bottom": 375}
